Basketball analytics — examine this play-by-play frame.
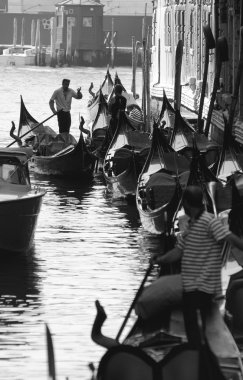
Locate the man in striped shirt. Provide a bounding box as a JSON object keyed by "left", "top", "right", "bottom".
{"left": 152, "top": 185, "right": 243, "bottom": 348}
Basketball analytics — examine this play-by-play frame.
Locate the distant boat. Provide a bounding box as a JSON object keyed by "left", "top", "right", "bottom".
{"left": 0, "top": 46, "right": 36, "bottom": 66}
{"left": 0, "top": 148, "right": 45, "bottom": 253}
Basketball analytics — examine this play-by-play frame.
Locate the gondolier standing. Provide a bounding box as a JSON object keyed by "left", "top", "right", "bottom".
{"left": 151, "top": 186, "right": 243, "bottom": 348}
{"left": 108, "top": 84, "right": 127, "bottom": 136}
{"left": 49, "top": 79, "right": 82, "bottom": 133}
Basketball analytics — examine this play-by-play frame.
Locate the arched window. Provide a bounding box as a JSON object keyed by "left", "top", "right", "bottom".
{"left": 175, "top": 9, "right": 185, "bottom": 45}
{"left": 164, "top": 10, "right": 171, "bottom": 47}
{"left": 189, "top": 10, "right": 194, "bottom": 50}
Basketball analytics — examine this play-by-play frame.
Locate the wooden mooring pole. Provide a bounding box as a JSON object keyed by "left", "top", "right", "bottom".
{"left": 131, "top": 36, "right": 136, "bottom": 97}
{"left": 21, "top": 17, "right": 25, "bottom": 46}
{"left": 146, "top": 26, "right": 151, "bottom": 132}
{"left": 31, "top": 19, "right": 35, "bottom": 46}
{"left": 35, "top": 19, "right": 40, "bottom": 66}
{"left": 111, "top": 17, "right": 115, "bottom": 68}
{"left": 13, "top": 18, "right": 17, "bottom": 47}
{"left": 142, "top": 18, "right": 147, "bottom": 128}
{"left": 50, "top": 17, "right": 57, "bottom": 67}
{"left": 131, "top": 38, "right": 141, "bottom": 99}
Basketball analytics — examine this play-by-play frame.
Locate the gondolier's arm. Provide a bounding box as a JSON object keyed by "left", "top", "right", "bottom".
{"left": 49, "top": 99, "right": 56, "bottom": 114}
{"left": 76, "top": 87, "right": 82, "bottom": 99}
{"left": 151, "top": 247, "right": 183, "bottom": 265}
{"left": 225, "top": 233, "right": 243, "bottom": 250}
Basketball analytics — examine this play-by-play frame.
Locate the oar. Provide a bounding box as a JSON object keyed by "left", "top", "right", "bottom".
{"left": 197, "top": 25, "right": 216, "bottom": 133}
{"left": 204, "top": 36, "right": 229, "bottom": 136}
{"left": 205, "top": 181, "right": 230, "bottom": 266}
{"left": 115, "top": 263, "right": 153, "bottom": 343}
{"left": 228, "top": 26, "right": 243, "bottom": 135}
{"left": 45, "top": 323, "right": 56, "bottom": 380}
{"left": 7, "top": 110, "right": 60, "bottom": 148}
{"left": 205, "top": 181, "right": 218, "bottom": 217}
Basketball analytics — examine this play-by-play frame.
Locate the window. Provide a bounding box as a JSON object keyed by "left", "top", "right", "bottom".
{"left": 0, "top": 162, "right": 27, "bottom": 185}
{"left": 175, "top": 9, "right": 185, "bottom": 45}
{"left": 82, "top": 17, "right": 93, "bottom": 28}
{"left": 57, "top": 13, "right": 64, "bottom": 28}
{"left": 0, "top": 0, "right": 7, "bottom": 12}
{"left": 164, "top": 10, "right": 171, "bottom": 47}
{"left": 189, "top": 10, "right": 194, "bottom": 50}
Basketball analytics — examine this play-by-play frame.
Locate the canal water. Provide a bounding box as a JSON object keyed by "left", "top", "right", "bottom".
{"left": 0, "top": 65, "right": 240, "bottom": 380}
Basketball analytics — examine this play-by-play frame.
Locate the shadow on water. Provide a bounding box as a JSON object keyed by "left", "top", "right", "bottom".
{"left": 110, "top": 198, "right": 141, "bottom": 231}
{"left": 32, "top": 172, "right": 99, "bottom": 204}
{"left": 0, "top": 249, "right": 40, "bottom": 315}
{"left": 33, "top": 172, "right": 96, "bottom": 192}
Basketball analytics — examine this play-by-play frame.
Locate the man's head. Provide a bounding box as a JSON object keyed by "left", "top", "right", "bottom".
{"left": 62, "top": 79, "right": 70, "bottom": 90}
{"left": 182, "top": 186, "right": 204, "bottom": 216}
{"left": 114, "top": 84, "right": 123, "bottom": 95}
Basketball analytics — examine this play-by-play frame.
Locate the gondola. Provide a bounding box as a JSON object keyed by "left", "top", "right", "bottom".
{"left": 88, "top": 67, "right": 114, "bottom": 122}
{"left": 29, "top": 130, "right": 96, "bottom": 178}
{"left": 88, "top": 89, "right": 111, "bottom": 159}
{"left": 108, "top": 72, "right": 141, "bottom": 110}
{"left": 159, "top": 91, "right": 220, "bottom": 168}
{"left": 103, "top": 111, "right": 151, "bottom": 200}
{"left": 91, "top": 251, "right": 243, "bottom": 380}
{"left": 92, "top": 142, "right": 243, "bottom": 378}
{"left": 136, "top": 117, "right": 190, "bottom": 235}
{"left": 17, "top": 95, "right": 57, "bottom": 145}
{"left": 213, "top": 114, "right": 243, "bottom": 181}
{"left": 15, "top": 96, "right": 96, "bottom": 178}
{"left": 212, "top": 113, "right": 243, "bottom": 239}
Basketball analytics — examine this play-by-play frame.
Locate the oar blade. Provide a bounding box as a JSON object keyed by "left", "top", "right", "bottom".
{"left": 203, "top": 24, "right": 215, "bottom": 49}
{"left": 45, "top": 323, "right": 56, "bottom": 380}
{"left": 216, "top": 36, "right": 229, "bottom": 63}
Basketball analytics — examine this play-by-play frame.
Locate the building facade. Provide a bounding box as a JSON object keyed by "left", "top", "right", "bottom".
{"left": 151, "top": 0, "right": 243, "bottom": 143}
{"left": 53, "top": 0, "right": 104, "bottom": 65}
{"left": 0, "top": 1, "right": 152, "bottom": 66}
{"left": 7, "top": 0, "right": 152, "bottom": 16}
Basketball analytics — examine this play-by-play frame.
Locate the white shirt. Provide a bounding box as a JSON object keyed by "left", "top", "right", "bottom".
{"left": 50, "top": 87, "right": 80, "bottom": 112}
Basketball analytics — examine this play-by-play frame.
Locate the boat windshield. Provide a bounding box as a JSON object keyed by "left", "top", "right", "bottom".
{"left": 0, "top": 160, "right": 28, "bottom": 185}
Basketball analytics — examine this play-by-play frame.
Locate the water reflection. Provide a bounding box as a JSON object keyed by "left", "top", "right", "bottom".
{"left": 0, "top": 250, "right": 40, "bottom": 300}
{"left": 32, "top": 172, "right": 95, "bottom": 198}
{"left": 0, "top": 65, "right": 154, "bottom": 380}
{"left": 108, "top": 198, "right": 141, "bottom": 231}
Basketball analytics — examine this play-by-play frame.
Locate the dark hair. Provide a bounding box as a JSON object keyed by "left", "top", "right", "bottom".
{"left": 114, "top": 84, "right": 123, "bottom": 94}
{"left": 182, "top": 186, "right": 203, "bottom": 208}
{"left": 62, "top": 79, "right": 70, "bottom": 84}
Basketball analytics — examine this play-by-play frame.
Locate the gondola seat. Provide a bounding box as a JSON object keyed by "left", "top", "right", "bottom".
{"left": 112, "top": 147, "right": 134, "bottom": 176}
{"left": 45, "top": 133, "right": 77, "bottom": 156}
{"left": 145, "top": 171, "right": 177, "bottom": 210}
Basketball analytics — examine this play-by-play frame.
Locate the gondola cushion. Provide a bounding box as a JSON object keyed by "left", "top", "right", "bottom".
{"left": 215, "top": 182, "right": 232, "bottom": 212}
{"left": 135, "top": 274, "right": 183, "bottom": 320}
{"left": 146, "top": 172, "right": 176, "bottom": 210}
{"left": 126, "top": 131, "right": 151, "bottom": 150}
{"left": 112, "top": 148, "right": 134, "bottom": 175}
{"left": 163, "top": 152, "right": 190, "bottom": 173}
{"left": 45, "top": 133, "right": 77, "bottom": 155}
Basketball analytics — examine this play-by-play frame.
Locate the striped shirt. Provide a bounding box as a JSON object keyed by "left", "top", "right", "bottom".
{"left": 177, "top": 211, "right": 231, "bottom": 295}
